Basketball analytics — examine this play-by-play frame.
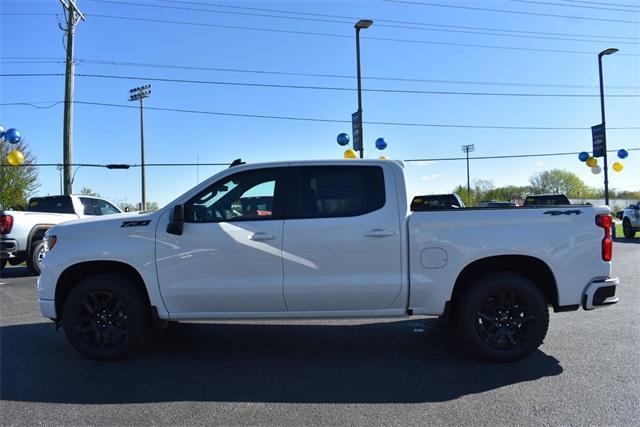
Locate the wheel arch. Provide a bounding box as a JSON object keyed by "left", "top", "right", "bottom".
{"left": 449, "top": 255, "right": 560, "bottom": 315}
{"left": 27, "top": 225, "right": 52, "bottom": 255}
{"left": 55, "top": 260, "right": 151, "bottom": 319}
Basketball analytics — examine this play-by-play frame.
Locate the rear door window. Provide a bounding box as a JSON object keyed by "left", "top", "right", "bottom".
{"left": 288, "top": 166, "right": 385, "bottom": 219}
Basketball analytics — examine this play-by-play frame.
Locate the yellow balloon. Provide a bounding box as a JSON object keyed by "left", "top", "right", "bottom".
{"left": 586, "top": 156, "right": 597, "bottom": 167}
{"left": 379, "top": 155, "right": 388, "bottom": 160}
{"left": 7, "top": 150, "right": 24, "bottom": 166}
{"left": 612, "top": 162, "right": 623, "bottom": 172}
{"left": 344, "top": 149, "right": 357, "bottom": 159}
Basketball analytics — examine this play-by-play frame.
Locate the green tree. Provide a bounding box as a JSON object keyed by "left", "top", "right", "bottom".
{"left": 0, "top": 141, "right": 39, "bottom": 209}
{"left": 529, "top": 169, "right": 588, "bottom": 198}
{"left": 80, "top": 187, "right": 101, "bottom": 197}
{"left": 452, "top": 179, "right": 495, "bottom": 206}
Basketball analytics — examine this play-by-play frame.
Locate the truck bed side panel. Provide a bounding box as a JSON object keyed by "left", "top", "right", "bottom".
{"left": 408, "top": 206, "right": 611, "bottom": 315}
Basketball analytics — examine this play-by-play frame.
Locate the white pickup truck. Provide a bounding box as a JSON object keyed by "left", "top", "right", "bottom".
{"left": 620, "top": 201, "right": 639, "bottom": 238}
{"left": 1, "top": 195, "right": 121, "bottom": 274}
{"left": 37, "top": 160, "right": 619, "bottom": 362}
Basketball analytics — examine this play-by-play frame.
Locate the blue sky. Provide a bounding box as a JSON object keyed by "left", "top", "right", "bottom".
{"left": 1, "top": 0, "right": 639, "bottom": 206}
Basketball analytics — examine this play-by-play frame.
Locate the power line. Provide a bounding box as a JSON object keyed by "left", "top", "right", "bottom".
{"left": 84, "top": 13, "right": 640, "bottom": 57}
{"left": 101, "top": 0, "right": 640, "bottom": 41}
{"left": 86, "top": 0, "right": 640, "bottom": 45}
{"left": 3, "top": 10, "right": 639, "bottom": 55}
{"left": 557, "top": 0, "right": 640, "bottom": 10}
{"left": 383, "top": 0, "right": 640, "bottom": 25}
{"left": 8, "top": 100, "right": 637, "bottom": 131}
{"left": 3, "top": 72, "right": 640, "bottom": 98}
{"left": 404, "top": 148, "right": 640, "bottom": 162}
{"left": 4, "top": 100, "right": 638, "bottom": 130}
{"left": 508, "top": 0, "right": 640, "bottom": 13}
{"left": 2, "top": 57, "right": 639, "bottom": 90}
{"left": 4, "top": 148, "right": 639, "bottom": 168}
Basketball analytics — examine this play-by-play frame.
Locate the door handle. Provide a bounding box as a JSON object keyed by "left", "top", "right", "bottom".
{"left": 248, "top": 232, "right": 277, "bottom": 241}
{"left": 363, "top": 229, "right": 395, "bottom": 238}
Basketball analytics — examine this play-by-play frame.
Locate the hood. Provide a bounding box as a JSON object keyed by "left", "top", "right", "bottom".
{"left": 49, "top": 210, "right": 161, "bottom": 233}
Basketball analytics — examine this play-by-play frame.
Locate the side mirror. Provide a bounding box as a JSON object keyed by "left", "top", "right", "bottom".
{"left": 167, "top": 204, "right": 184, "bottom": 235}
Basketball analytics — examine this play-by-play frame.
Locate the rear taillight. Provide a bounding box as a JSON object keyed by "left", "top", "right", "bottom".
{"left": 595, "top": 214, "right": 612, "bottom": 261}
{"left": 0, "top": 214, "right": 14, "bottom": 234}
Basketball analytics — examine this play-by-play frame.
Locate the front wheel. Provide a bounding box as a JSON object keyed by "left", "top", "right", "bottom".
{"left": 623, "top": 219, "right": 636, "bottom": 238}
{"left": 62, "top": 274, "right": 151, "bottom": 360}
{"left": 456, "top": 272, "right": 549, "bottom": 363}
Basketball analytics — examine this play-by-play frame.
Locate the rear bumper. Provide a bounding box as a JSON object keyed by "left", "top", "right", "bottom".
{"left": 582, "top": 277, "right": 619, "bottom": 310}
{"left": 0, "top": 239, "right": 18, "bottom": 258}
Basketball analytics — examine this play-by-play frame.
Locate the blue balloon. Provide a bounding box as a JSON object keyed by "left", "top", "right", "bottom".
{"left": 618, "top": 149, "right": 629, "bottom": 159}
{"left": 0, "top": 124, "right": 5, "bottom": 139}
{"left": 375, "top": 137, "right": 387, "bottom": 150}
{"left": 337, "top": 133, "right": 350, "bottom": 146}
{"left": 5, "top": 128, "right": 21, "bottom": 144}
{"left": 578, "top": 151, "right": 589, "bottom": 162}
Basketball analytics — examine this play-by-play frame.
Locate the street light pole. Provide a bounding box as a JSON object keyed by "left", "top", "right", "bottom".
{"left": 461, "top": 144, "right": 475, "bottom": 205}
{"left": 128, "top": 84, "right": 151, "bottom": 211}
{"left": 598, "top": 48, "right": 618, "bottom": 207}
{"left": 355, "top": 19, "right": 373, "bottom": 159}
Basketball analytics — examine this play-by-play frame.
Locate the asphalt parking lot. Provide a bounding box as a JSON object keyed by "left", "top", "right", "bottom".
{"left": 1, "top": 239, "right": 638, "bottom": 425}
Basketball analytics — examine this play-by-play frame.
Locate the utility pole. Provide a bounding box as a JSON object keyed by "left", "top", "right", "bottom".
{"left": 60, "top": 0, "right": 85, "bottom": 195}
{"left": 461, "top": 144, "right": 475, "bottom": 205}
{"left": 129, "top": 85, "right": 151, "bottom": 211}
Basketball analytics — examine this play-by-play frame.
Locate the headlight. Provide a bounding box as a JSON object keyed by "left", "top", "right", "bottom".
{"left": 43, "top": 235, "right": 57, "bottom": 251}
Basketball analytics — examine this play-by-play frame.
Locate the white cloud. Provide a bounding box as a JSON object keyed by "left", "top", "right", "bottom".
{"left": 412, "top": 161, "right": 437, "bottom": 167}
{"left": 421, "top": 174, "right": 442, "bottom": 181}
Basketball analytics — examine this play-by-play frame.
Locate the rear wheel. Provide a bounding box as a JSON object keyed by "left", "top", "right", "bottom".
{"left": 62, "top": 274, "right": 151, "bottom": 360}
{"left": 27, "top": 241, "right": 45, "bottom": 276}
{"left": 456, "top": 272, "right": 549, "bottom": 363}
{"left": 623, "top": 219, "right": 636, "bottom": 238}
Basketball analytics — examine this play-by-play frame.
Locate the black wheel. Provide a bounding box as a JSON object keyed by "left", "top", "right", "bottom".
{"left": 456, "top": 272, "right": 549, "bottom": 363}
{"left": 62, "top": 274, "right": 151, "bottom": 360}
{"left": 623, "top": 219, "right": 636, "bottom": 238}
{"left": 27, "top": 240, "right": 45, "bottom": 276}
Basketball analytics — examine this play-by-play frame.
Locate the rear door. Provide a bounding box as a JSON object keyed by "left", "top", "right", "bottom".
{"left": 282, "top": 165, "right": 402, "bottom": 311}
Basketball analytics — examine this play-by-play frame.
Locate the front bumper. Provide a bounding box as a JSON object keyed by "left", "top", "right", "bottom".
{"left": 39, "top": 299, "right": 57, "bottom": 320}
{"left": 583, "top": 277, "right": 619, "bottom": 310}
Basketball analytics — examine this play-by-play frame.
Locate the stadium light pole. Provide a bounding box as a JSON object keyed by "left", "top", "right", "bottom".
{"left": 461, "top": 144, "right": 475, "bottom": 204}
{"left": 355, "top": 19, "right": 373, "bottom": 159}
{"left": 598, "top": 48, "right": 618, "bottom": 208}
{"left": 129, "top": 85, "right": 151, "bottom": 211}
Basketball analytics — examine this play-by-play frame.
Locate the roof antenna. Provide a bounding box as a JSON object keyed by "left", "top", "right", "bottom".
{"left": 229, "top": 158, "right": 245, "bottom": 168}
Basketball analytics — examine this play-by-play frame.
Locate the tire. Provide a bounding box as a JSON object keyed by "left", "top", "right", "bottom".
{"left": 455, "top": 272, "right": 549, "bottom": 363}
{"left": 62, "top": 273, "right": 151, "bottom": 360}
{"left": 623, "top": 219, "right": 636, "bottom": 238}
{"left": 27, "top": 241, "right": 45, "bottom": 276}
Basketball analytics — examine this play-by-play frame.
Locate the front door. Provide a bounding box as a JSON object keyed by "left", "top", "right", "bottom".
{"left": 156, "top": 167, "right": 288, "bottom": 314}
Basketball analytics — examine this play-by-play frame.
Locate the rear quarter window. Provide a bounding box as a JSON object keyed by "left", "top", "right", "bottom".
{"left": 27, "top": 197, "right": 75, "bottom": 214}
